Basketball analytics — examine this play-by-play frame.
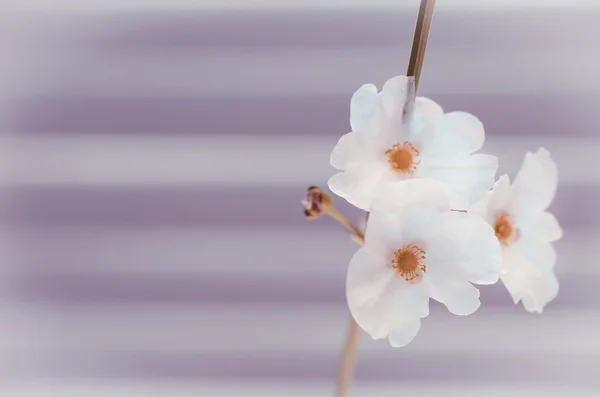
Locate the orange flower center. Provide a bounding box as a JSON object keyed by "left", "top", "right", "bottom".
{"left": 494, "top": 212, "right": 520, "bottom": 246}
{"left": 391, "top": 244, "right": 426, "bottom": 282}
{"left": 385, "top": 142, "right": 420, "bottom": 174}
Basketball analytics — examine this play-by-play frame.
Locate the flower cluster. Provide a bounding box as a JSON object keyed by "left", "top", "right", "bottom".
{"left": 328, "top": 75, "right": 561, "bottom": 347}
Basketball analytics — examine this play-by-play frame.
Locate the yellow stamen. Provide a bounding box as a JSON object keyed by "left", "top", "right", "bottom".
{"left": 385, "top": 142, "right": 420, "bottom": 174}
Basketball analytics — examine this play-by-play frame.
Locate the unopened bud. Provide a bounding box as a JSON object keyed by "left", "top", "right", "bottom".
{"left": 302, "top": 186, "right": 332, "bottom": 220}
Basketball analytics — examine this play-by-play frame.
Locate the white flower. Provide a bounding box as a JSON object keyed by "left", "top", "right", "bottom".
{"left": 328, "top": 75, "right": 498, "bottom": 212}
{"left": 347, "top": 180, "right": 502, "bottom": 347}
{"left": 469, "top": 148, "right": 562, "bottom": 313}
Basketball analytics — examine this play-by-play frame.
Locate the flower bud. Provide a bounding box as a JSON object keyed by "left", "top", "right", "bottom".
{"left": 302, "top": 186, "right": 332, "bottom": 220}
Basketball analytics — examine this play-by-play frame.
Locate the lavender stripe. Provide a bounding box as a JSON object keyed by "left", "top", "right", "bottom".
{"left": 2, "top": 185, "right": 596, "bottom": 229}
{"left": 7, "top": 351, "right": 597, "bottom": 383}
{"left": 7, "top": 93, "right": 598, "bottom": 137}
{"left": 38, "top": 11, "right": 600, "bottom": 51}
{"left": 9, "top": 273, "right": 598, "bottom": 308}
{"left": 1, "top": 185, "right": 359, "bottom": 228}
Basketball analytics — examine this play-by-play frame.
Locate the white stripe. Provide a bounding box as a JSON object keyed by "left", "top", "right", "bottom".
{"left": 0, "top": 134, "right": 593, "bottom": 185}
{"left": 3, "top": 0, "right": 598, "bottom": 13}
{"left": 0, "top": 303, "right": 597, "bottom": 355}
{"left": 5, "top": 227, "right": 594, "bottom": 277}
{"left": 3, "top": 48, "right": 598, "bottom": 97}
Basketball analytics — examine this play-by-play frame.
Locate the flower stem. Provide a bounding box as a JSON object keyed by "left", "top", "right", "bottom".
{"left": 325, "top": 207, "right": 364, "bottom": 240}
{"left": 335, "top": 318, "right": 361, "bottom": 397}
{"left": 323, "top": 209, "right": 364, "bottom": 397}
{"left": 407, "top": 0, "right": 437, "bottom": 90}
{"left": 334, "top": 1, "right": 437, "bottom": 396}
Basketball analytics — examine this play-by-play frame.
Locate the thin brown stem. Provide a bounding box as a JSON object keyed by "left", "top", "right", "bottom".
{"left": 326, "top": 207, "right": 364, "bottom": 240}
{"left": 406, "top": 0, "right": 437, "bottom": 90}
{"left": 335, "top": 318, "right": 361, "bottom": 397}
{"left": 326, "top": 212, "right": 363, "bottom": 397}
{"left": 335, "top": 1, "right": 437, "bottom": 396}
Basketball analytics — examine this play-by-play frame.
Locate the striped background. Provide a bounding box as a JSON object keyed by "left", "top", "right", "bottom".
{"left": 1, "top": 1, "right": 600, "bottom": 395}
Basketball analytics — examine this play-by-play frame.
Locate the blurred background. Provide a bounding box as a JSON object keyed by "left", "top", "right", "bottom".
{"left": 1, "top": 0, "right": 599, "bottom": 395}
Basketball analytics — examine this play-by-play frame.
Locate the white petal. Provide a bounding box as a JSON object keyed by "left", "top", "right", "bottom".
{"left": 467, "top": 191, "right": 493, "bottom": 222}
{"left": 378, "top": 75, "right": 415, "bottom": 146}
{"left": 406, "top": 96, "right": 444, "bottom": 140}
{"left": 424, "top": 211, "right": 502, "bottom": 285}
{"left": 417, "top": 153, "right": 498, "bottom": 209}
{"left": 346, "top": 248, "right": 394, "bottom": 339}
{"left": 510, "top": 148, "right": 558, "bottom": 220}
{"left": 347, "top": 248, "right": 429, "bottom": 340}
{"left": 469, "top": 175, "right": 511, "bottom": 225}
{"left": 532, "top": 211, "right": 563, "bottom": 242}
{"left": 388, "top": 318, "right": 422, "bottom": 347}
{"left": 428, "top": 279, "right": 481, "bottom": 316}
{"left": 365, "top": 211, "right": 415, "bottom": 254}
{"left": 366, "top": 179, "right": 450, "bottom": 250}
{"left": 485, "top": 175, "right": 512, "bottom": 218}
{"left": 381, "top": 278, "right": 430, "bottom": 339}
{"left": 501, "top": 248, "right": 559, "bottom": 313}
{"left": 467, "top": 196, "right": 490, "bottom": 221}
{"left": 371, "top": 178, "right": 450, "bottom": 214}
{"left": 380, "top": 76, "right": 411, "bottom": 119}
{"left": 346, "top": 248, "right": 393, "bottom": 313}
{"left": 518, "top": 238, "right": 557, "bottom": 270}
{"left": 500, "top": 249, "right": 529, "bottom": 301}
{"left": 521, "top": 271, "right": 559, "bottom": 313}
{"left": 418, "top": 111, "right": 486, "bottom": 159}
{"left": 350, "top": 83, "right": 383, "bottom": 135}
{"left": 327, "top": 162, "right": 389, "bottom": 211}
{"left": 414, "top": 96, "right": 444, "bottom": 121}
{"left": 366, "top": 207, "right": 435, "bottom": 255}
{"left": 330, "top": 132, "right": 364, "bottom": 170}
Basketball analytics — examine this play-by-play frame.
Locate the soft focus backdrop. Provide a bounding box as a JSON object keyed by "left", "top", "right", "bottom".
{"left": 1, "top": 0, "right": 599, "bottom": 395}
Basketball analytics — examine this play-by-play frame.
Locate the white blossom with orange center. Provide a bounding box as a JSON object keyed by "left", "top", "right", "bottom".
{"left": 346, "top": 181, "right": 502, "bottom": 347}
{"left": 328, "top": 75, "right": 498, "bottom": 212}
{"left": 469, "top": 148, "right": 562, "bottom": 313}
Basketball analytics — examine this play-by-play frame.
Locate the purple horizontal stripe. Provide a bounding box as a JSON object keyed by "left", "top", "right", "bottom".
{"left": 9, "top": 273, "right": 596, "bottom": 308}
{"left": 54, "top": 10, "right": 600, "bottom": 51}
{"left": 7, "top": 93, "right": 600, "bottom": 136}
{"left": 1, "top": 185, "right": 360, "bottom": 228}
{"left": 1, "top": 185, "right": 596, "bottom": 229}
{"left": 8, "top": 350, "right": 596, "bottom": 383}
